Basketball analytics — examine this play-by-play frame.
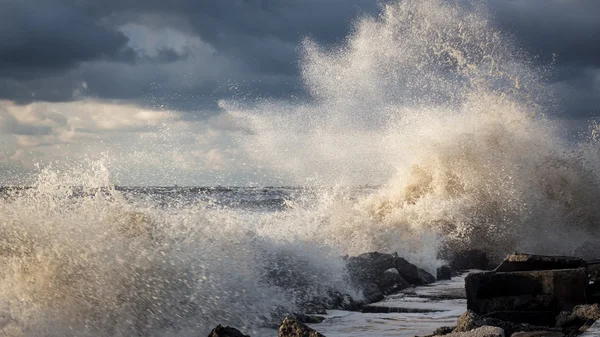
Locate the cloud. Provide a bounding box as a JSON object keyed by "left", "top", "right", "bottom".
{"left": 0, "top": 0, "right": 135, "bottom": 79}
{"left": 490, "top": 0, "right": 600, "bottom": 67}
{"left": 0, "top": 99, "right": 253, "bottom": 185}
{"left": 0, "top": 0, "right": 379, "bottom": 107}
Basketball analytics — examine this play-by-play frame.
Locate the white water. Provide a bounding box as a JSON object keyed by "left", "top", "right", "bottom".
{"left": 1, "top": 0, "right": 600, "bottom": 336}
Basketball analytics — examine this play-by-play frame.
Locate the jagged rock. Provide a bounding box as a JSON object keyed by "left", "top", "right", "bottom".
{"left": 380, "top": 268, "right": 411, "bottom": 293}
{"left": 346, "top": 252, "right": 426, "bottom": 303}
{"left": 494, "top": 254, "right": 585, "bottom": 273}
{"left": 278, "top": 316, "right": 325, "bottom": 337}
{"left": 394, "top": 255, "right": 421, "bottom": 284}
{"left": 510, "top": 332, "right": 563, "bottom": 337}
{"left": 450, "top": 249, "right": 490, "bottom": 271}
{"left": 438, "top": 265, "right": 453, "bottom": 280}
{"left": 465, "top": 269, "right": 588, "bottom": 316}
{"left": 443, "top": 325, "right": 504, "bottom": 337}
{"left": 455, "top": 311, "right": 478, "bottom": 332}
{"left": 208, "top": 325, "right": 250, "bottom": 337}
{"left": 419, "top": 268, "right": 437, "bottom": 284}
{"left": 361, "top": 283, "right": 384, "bottom": 303}
{"left": 556, "top": 304, "right": 600, "bottom": 328}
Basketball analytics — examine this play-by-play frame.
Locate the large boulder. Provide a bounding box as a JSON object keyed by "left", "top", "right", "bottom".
{"left": 419, "top": 268, "right": 437, "bottom": 284}
{"left": 438, "top": 265, "right": 453, "bottom": 280}
{"left": 494, "top": 254, "right": 585, "bottom": 273}
{"left": 208, "top": 325, "right": 250, "bottom": 337}
{"left": 345, "top": 252, "right": 426, "bottom": 302}
{"left": 278, "top": 317, "right": 325, "bottom": 337}
{"left": 465, "top": 268, "right": 588, "bottom": 316}
{"left": 380, "top": 268, "right": 411, "bottom": 293}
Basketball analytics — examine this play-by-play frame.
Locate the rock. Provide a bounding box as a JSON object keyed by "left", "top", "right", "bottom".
{"left": 438, "top": 265, "right": 453, "bottom": 280}
{"left": 579, "top": 319, "right": 598, "bottom": 333}
{"left": 361, "top": 283, "right": 384, "bottom": 303}
{"left": 345, "top": 252, "right": 424, "bottom": 303}
{"left": 299, "top": 290, "right": 362, "bottom": 313}
{"left": 571, "top": 304, "right": 600, "bottom": 321}
{"left": 494, "top": 254, "right": 585, "bottom": 273}
{"left": 556, "top": 304, "right": 600, "bottom": 328}
{"left": 450, "top": 249, "right": 490, "bottom": 271}
{"left": 278, "top": 316, "right": 325, "bottom": 337}
{"left": 580, "top": 320, "right": 600, "bottom": 336}
{"left": 443, "top": 325, "right": 504, "bottom": 337}
{"left": 419, "top": 268, "right": 437, "bottom": 284}
{"left": 208, "top": 325, "right": 250, "bottom": 337}
{"left": 455, "top": 311, "right": 478, "bottom": 332}
{"left": 394, "top": 255, "right": 421, "bottom": 284}
{"left": 465, "top": 268, "right": 588, "bottom": 316}
{"left": 482, "top": 311, "right": 556, "bottom": 327}
{"left": 510, "top": 332, "right": 563, "bottom": 337}
{"left": 454, "top": 311, "right": 563, "bottom": 337}
{"left": 380, "top": 268, "right": 411, "bottom": 293}
{"left": 432, "top": 326, "right": 455, "bottom": 336}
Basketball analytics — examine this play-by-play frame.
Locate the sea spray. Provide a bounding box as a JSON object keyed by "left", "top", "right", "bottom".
{"left": 0, "top": 165, "right": 351, "bottom": 336}
{"left": 227, "top": 0, "right": 600, "bottom": 261}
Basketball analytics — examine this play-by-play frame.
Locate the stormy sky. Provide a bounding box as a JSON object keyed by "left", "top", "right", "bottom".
{"left": 0, "top": 0, "right": 599, "bottom": 185}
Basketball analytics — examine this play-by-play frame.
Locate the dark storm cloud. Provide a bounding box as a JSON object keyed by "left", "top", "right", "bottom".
{"left": 0, "top": 0, "right": 135, "bottom": 79}
{"left": 488, "top": 0, "right": 600, "bottom": 118}
{"left": 0, "top": 0, "right": 379, "bottom": 106}
{"left": 490, "top": 0, "right": 600, "bottom": 66}
{"left": 0, "top": 0, "right": 599, "bottom": 119}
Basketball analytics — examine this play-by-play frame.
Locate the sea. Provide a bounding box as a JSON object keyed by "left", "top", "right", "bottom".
{"left": 1, "top": 0, "right": 600, "bottom": 336}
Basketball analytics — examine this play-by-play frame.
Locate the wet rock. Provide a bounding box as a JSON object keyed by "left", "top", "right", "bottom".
{"left": 450, "top": 249, "right": 490, "bottom": 271}
{"left": 580, "top": 320, "right": 600, "bottom": 336}
{"left": 443, "top": 325, "right": 504, "bottom": 337}
{"left": 555, "top": 304, "right": 600, "bottom": 328}
{"left": 278, "top": 316, "right": 325, "bottom": 337}
{"left": 465, "top": 268, "right": 588, "bottom": 316}
{"left": 494, "top": 254, "right": 585, "bottom": 273}
{"left": 208, "top": 325, "right": 250, "bottom": 337}
{"left": 380, "top": 268, "right": 411, "bottom": 293}
{"left": 510, "top": 332, "right": 563, "bottom": 337}
{"left": 455, "top": 311, "right": 478, "bottom": 332}
{"left": 579, "top": 319, "right": 598, "bottom": 333}
{"left": 432, "top": 326, "right": 455, "bottom": 336}
{"left": 454, "top": 311, "right": 562, "bottom": 337}
{"left": 438, "top": 265, "right": 453, "bottom": 280}
{"left": 346, "top": 251, "right": 425, "bottom": 303}
{"left": 394, "top": 255, "right": 421, "bottom": 284}
{"left": 482, "top": 311, "right": 556, "bottom": 327}
{"left": 298, "top": 289, "right": 363, "bottom": 314}
{"left": 419, "top": 268, "right": 437, "bottom": 284}
{"left": 361, "top": 283, "right": 385, "bottom": 303}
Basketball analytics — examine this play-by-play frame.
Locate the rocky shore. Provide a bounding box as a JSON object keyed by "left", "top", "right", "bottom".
{"left": 207, "top": 252, "right": 600, "bottom": 337}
